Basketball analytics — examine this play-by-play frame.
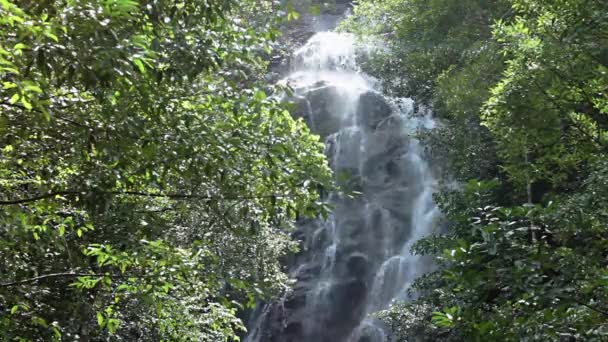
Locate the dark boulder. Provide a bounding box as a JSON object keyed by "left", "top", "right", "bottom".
{"left": 328, "top": 279, "right": 368, "bottom": 323}
{"left": 291, "top": 84, "right": 349, "bottom": 139}
{"left": 346, "top": 253, "right": 370, "bottom": 278}
{"left": 284, "top": 292, "right": 306, "bottom": 310}
{"left": 356, "top": 91, "right": 392, "bottom": 130}
{"left": 285, "top": 321, "right": 303, "bottom": 336}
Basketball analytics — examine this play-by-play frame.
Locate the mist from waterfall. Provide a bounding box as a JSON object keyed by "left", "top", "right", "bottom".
{"left": 246, "top": 29, "right": 440, "bottom": 342}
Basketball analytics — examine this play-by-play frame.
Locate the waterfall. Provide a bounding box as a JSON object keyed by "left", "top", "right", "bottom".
{"left": 246, "top": 28, "right": 440, "bottom": 342}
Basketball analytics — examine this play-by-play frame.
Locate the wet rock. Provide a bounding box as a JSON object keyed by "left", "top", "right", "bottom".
{"left": 326, "top": 129, "right": 363, "bottom": 171}
{"left": 296, "top": 262, "right": 322, "bottom": 282}
{"left": 291, "top": 84, "right": 347, "bottom": 139}
{"left": 303, "top": 85, "right": 345, "bottom": 138}
{"left": 365, "top": 129, "right": 409, "bottom": 157}
{"left": 291, "top": 229, "right": 306, "bottom": 242}
{"left": 246, "top": 12, "right": 440, "bottom": 342}
{"left": 369, "top": 207, "right": 387, "bottom": 231}
{"left": 354, "top": 319, "right": 389, "bottom": 342}
{"left": 356, "top": 91, "right": 392, "bottom": 130}
{"left": 346, "top": 253, "right": 369, "bottom": 277}
{"left": 328, "top": 279, "right": 368, "bottom": 319}
{"left": 291, "top": 94, "right": 312, "bottom": 121}
{"left": 360, "top": 154, "right": 393, "bottom": 187}
{"left": 335, "top": 221, "right": 367, "bottom": 245}
{"left": 345, "top": 222, "right": 367, "bottom": 240}
{"left": 311, "top": 227, "right": 330, "bottom": 250}
{"left": 385, "top": 159, "right": 402, "bottom": 179}
{"left": 284, "top": 292, "right": 306, "bottom": 310}
{"left": 285, "top": 321, "right": 303, "bottom": 336}
{"left": 335, "top": 240, "right": 365, "bottom": 261}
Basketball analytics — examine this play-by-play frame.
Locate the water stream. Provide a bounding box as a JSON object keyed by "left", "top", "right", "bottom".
{"left": 246, "top": 27, "right": 440, "bottom": 342}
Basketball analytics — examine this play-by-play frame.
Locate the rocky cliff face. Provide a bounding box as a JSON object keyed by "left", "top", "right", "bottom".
{"left": 267, "top": 0, "right": 353, "bottom": 78}
{"left": 246, "top": 4, "right": 440, "bottom": 342}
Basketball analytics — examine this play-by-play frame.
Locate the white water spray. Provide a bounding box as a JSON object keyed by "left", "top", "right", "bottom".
{"left": 247, "top": 28, "right": 440, "bottom": 342}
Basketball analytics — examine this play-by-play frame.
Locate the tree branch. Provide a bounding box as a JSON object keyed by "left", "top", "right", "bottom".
{"left": 0, "top": 272, "right": 122, "bottom": 287}
{"left": 0, "top": 191, "right": 80, "bottom": 205}
{"left": 573, "top": 298, "right": 608, "bottom": 317}
{"left": 0, "top": 189, "right": 295, "bottom": 205}
{"left": 556, "top": 295, "right": 608, "bottom": 317}
{"left": 1, "top": 100, "right": 94, "bottom": 130}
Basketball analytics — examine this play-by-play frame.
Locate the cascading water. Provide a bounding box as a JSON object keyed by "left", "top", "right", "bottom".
{"left": 246, "top": 27, "right": 440, "bottom": 342}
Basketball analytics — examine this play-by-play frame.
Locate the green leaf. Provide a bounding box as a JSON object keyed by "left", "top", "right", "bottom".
{"left": 51, "top": 325, "right": 62, "bottom": 339}
{"left": 0, "top": 66, "right": 19, "bottom": 74}
{"left": 107, "top": 318, "right": 119, "bottom": 334}
{"left": 286, "top": 3, "right": 300, "bottom": 21}
{"left": 96, "top": 311, "right": 105, "bottom": 327}
{"left": 0, "top": 0, "right": 11, "bottom": 10}
{"left": 254, "top": 90, "right": 267, "bottom": 101}
{"left": 308, "top": 5, "right": 321, "bottom": 16}
{"left": 32, "top": 316, "right": 48, "bottom": 328}
{"left": 9, "top": 93, "right": 20, "bottom": 104}
{"left": 8, "top": 15, "right": 25, "bottom": 24}
{"left": 287, "top": 11, "right": 300, "bottom": 21}
{"left": 20, "top": 97, "right": 33, "bottom": 110}
{"left": 431, "top": 308, "right": 457, "bottom": 328}
{"left": 2, "top": 81, "right": 17, "bottom": 89}
{"left": 133, "top": 58, "right": 145, "bottom": 73}
{"left": 24, "top": 84, "right": 43, "bottom": 93}
{"left": 43, "top": 31, "right": 59, "bottom": 42}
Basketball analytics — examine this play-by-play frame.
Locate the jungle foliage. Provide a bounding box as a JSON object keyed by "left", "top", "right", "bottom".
{"left": 0, "top": 0, "right": 333, "bottom": 340}
{"left": 345, "top": 0, "right": 608, "bottom": 340}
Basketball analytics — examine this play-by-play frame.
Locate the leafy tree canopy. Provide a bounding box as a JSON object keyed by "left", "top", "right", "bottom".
{"left": 0, "top": 0, "right": 333, "bottom": 340}
{"left": 346, "top": 0, "right": 608, "bottom": 340}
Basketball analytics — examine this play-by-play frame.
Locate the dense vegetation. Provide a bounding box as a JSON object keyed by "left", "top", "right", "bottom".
{"left": 345, "top": 0, "right": 608, "bottom": 340}
{"left": 0, "top": 0, "right": 334, "bottom": 340}
{"left": 3, "top": 0, "right": 607, "bottom": 340}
